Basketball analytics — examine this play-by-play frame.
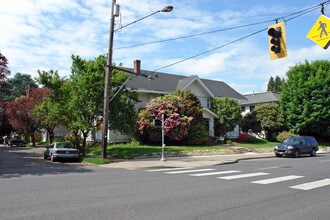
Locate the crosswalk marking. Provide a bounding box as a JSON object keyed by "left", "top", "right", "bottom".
{"left": 147, "top": 167, "right": 190, "bottom": 172}
{"left": 317, "top": 160, "right": 330, "bottom": 163}
{"left": 165, "top": 168, "right": 215, "bottom": 174}
{"left": 218, "top": 172, "right": 270, "bottom": 180}
{"left": 290, "top": 179, "right": 330, "bottom": 190}
{"left": 189, "top": 170, "right": 241, "bottom": 177}
{"left": 256, "top": 166, "right": 280, "bottom": 170}
{"left": 251, "top": 175, "right": 304, "bottom": 184}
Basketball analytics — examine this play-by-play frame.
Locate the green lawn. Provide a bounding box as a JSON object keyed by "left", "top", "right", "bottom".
{"left": 86, "top": 143, "right": 231, "bottom": 159}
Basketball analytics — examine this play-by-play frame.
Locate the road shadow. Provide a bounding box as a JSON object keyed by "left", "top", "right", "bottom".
{"left": 0, "top": 146, "right": 94, "bottom": 179}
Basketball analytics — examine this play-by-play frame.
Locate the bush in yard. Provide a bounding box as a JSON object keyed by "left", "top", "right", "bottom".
{"left": 136, "top": 90, "right": 205, "bottom": 144}
{"left": 237, "top": 132, "right": 250, "bottom": 142}
{"left": 184, "top": 124, "right": 209, "bottom": 145}
{"left": 276, "top": 131, "right": 296, "bottom": 142}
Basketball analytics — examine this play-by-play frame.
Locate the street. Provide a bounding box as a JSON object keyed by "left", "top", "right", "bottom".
{"left": 1, "top": 146, "right": 330, "bottom": 220}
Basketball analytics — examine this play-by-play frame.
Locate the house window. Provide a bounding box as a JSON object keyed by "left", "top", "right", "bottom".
{"left": 241, "top": 106, "right": 245, "bottom": 112}
{"left": 207, "top": 99, "right": 211, "bottom": 108}
{"left": 250, "top": 106, "right": 255, "bottom": 111}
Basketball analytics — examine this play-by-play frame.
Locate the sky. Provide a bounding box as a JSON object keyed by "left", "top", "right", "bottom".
{"left": 1, "top": 0, "right": 330, "bottom": 94}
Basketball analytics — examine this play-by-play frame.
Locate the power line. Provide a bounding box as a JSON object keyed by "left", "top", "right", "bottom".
{"left": 115, "top": 20, "right": 274, "bottom": 50}
{"left": 115, "top": 1, "right": 329, "bottom": 51}
{"left": 151, "top": 1, "right": 330, "bottom": 73}
{"left": 152, "top": 28, "right": 267, "bottom": 73}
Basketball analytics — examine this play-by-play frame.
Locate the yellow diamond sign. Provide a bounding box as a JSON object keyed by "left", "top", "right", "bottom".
{"left": 306, "top": 15, "right": 330, "bottom": 49}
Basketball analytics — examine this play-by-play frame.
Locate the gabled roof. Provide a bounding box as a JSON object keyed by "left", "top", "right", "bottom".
{"left": 238, "top": 91, "right": 280, "bottom": 106}
{"left": 125, "top": 69, "right": 246, "bottom": 100}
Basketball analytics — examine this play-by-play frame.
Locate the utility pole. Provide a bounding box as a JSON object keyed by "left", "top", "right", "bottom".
{"left": 102, "top": 0, "right": 117, "bottom": 159}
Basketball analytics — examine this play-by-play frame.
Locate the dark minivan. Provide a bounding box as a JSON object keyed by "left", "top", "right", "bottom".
{"left": 274, "top": 136, "right": 318, "bottom": 158}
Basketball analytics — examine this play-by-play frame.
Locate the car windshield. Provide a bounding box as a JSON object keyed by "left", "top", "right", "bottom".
{"left": 57, "top": 143, "right": 73, "bottom": 148}
{"left": 283, "top": 138, "right": 300, "bottom": 144}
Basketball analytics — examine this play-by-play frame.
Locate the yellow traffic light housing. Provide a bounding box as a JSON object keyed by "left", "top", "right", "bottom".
{"left": 268, "top": 22, "right": 287, "bottom": 60}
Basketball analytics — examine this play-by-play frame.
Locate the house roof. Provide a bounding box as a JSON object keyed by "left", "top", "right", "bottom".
{"left": 125, "top": 69, "right": 246, "bottom": 100}
{"left": 238, "top": 91, "right": 280, "bottom": 106}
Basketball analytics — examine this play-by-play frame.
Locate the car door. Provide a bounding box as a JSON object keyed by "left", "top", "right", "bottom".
{"left": 304, "top": 137, "right": 312, "bottom": 153}
{"left": 298, "top": 138, "right": 307, "bottom": 153}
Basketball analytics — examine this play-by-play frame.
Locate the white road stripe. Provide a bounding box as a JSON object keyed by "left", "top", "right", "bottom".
{"left": 290, "top": 179, "right": 330, "bottom": 190}
{"left": 189, "top": 170, "right": 241, "bottom": 177}
{"left": 317, "top": 160, "right": 330, "bottom": 163}
{"left": 218, "top": 172, "right": 270, "bottom": 180}
{"left": 256, "top": 166, "right": 280, "bottom": 170}
{"left": 252, "top": 175, "right": 304, "bottom": 184}
{"left": 166, "top": 168, "right": 215, "bottom": 174}
{"left": 147, "top": 168, "right": 190, "bottom": 172}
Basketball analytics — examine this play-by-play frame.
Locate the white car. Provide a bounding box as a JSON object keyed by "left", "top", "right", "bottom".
{"left": 43, "top": 142, "right": 79, "bottom": 162}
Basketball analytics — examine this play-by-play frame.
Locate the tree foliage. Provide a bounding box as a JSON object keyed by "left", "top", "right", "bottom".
{"left": 0, "top": 52, "right": 11, "bottom": 96}
{"left": 280, "top": 60, "right": 330, "bottom": 140}
{"left": 3, "top": 73, "right": 38, "bottom": 101}
{"left": 241, "top": 111, "right": 261, "bottom": 133}
{"left": 36, "top": 70, "right": 67, "bottom": 143}
{"left": 267, "top": 76, "right": 284, "bottom": 92}
{"left": 6, "top": 88, "right": 49, "bottom": 146}
{"left": 211, "top": 98, "right": 242, "bottom": 137}
{"left": 254, "top": 103, "right": 285, "bottom": 140}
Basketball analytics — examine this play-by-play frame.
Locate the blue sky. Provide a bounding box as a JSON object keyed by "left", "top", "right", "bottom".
{"left": 1, "top": 0, "right": 329, "bottom": 94}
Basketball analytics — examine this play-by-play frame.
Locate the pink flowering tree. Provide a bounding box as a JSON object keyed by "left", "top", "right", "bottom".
{"left": 136, "top": 90, "right": 206, "bottom": 144}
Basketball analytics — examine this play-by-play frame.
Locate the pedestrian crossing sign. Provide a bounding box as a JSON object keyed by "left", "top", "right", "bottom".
{"left": 306, "top": 15, "right": 330, "bottom": 49}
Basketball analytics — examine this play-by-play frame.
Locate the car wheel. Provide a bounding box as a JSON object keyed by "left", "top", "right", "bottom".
{"left": 275, "top": 153, "right": 283, "bottom": 157}
{"left": 294, "top": 149, "right": 300, "bottom": 158}
{"left": 50, "top": 154, "right": 56, "bottom": 162}
{"left": 310, "top": 148, "right": 316, "bottom": 157}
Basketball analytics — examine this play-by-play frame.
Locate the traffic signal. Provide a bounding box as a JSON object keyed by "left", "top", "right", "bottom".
{"left": 268, "top": 22, "right": 287, "bottom": 60}
{"left": 134, "top": 60, "right": 141, "bottom": 75}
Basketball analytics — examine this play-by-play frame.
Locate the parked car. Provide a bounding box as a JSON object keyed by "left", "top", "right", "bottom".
{"left": 274, "top": 136, "right": 318, "bottom": 158}
{"left": 43, "top": 142, "right": 79, "bottom": 162}
{"left": 8, "top": 135, "right": 27, "bottom": 147}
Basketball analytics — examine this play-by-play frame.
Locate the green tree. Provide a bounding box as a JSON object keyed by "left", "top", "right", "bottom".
{"left": 254, "top": 103, "right": 285, "bottom": 140}
{"left": 280, "top": 60, "right": 330, "bottom": 140}
{"left": 274, "top": 76, "right": 283, "bottom": 92}
{"left": 267, "top": 76, "right": 275, "bottom": 92}
{"left": 108, "top": 66, "right": 139, "bottom": 136}
{"left": 211, "top": 98, "right": 242, "bottom": 137}
{"left": 5, "top": 73, "right": 38, "bottom": 101}
{"left": 34, "top": 98, "right": 61, "bottom": 143}
{"left": 36, "top": 70, "right": 68, "bottom": 143}
{"left": 65, "top": 55, "right": 106, "bottom": 152}
{"left": 241, "top": 111, "right": 261, "bottom": 133}
{"left": 267, "top": 76, "right": 284, "bottom": 92}
{"left": 0, "top": 52, "right": 11, "bottom": 96}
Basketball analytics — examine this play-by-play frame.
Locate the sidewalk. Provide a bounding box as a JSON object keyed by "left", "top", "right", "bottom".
{"left": 99, "top": 152, "right": 275, "bottom": 169}
{"left": 20, "top": 146, "right": 328, "bottom": 170}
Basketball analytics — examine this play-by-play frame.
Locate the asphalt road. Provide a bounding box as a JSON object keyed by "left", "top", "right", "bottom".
{"left": 1, "top": 145, "right": 330, "bottom": 220}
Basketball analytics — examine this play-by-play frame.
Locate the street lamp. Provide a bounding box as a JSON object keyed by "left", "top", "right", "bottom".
{"left": 101, "top": 1, "right": 174, "bottom": 158}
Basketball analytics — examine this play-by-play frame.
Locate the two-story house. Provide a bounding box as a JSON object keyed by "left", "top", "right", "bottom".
{"left": 98, "top": 69, "right": 246, "bottom": 142}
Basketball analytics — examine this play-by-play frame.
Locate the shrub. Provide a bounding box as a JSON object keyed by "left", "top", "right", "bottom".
{"left": 237, "top": 132, "right": 250, "bottom": 142}
{"left": 276, "top": 131, "right": 296, "bottom": 142}
{"left": 185, "top": 124, "right": 209, "bottom": 145}
{"left": 243, "top": 136, "right": 268, "bottom": 144}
